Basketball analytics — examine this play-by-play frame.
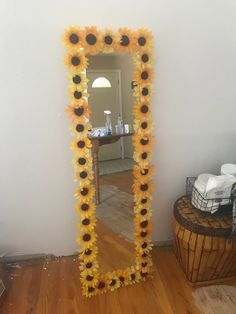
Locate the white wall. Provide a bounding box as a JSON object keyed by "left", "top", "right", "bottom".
{"left": 0, "top": 0, "right": 236, "bottom": 256}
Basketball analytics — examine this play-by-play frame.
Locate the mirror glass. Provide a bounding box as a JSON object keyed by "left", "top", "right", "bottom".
{"left": 87, "top": 53, "right": 135, "bottom": 273}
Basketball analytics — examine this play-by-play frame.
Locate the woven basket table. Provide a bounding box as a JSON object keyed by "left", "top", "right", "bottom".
{"left": 173, "top": 196, "right": 236, "bottom": 286}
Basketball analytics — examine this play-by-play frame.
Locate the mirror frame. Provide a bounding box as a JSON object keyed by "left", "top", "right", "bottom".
{"left": 62, "top": 26, "right": 154, "bottom": 297}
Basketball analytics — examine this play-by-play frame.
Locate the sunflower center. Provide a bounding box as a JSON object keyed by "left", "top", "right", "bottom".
{"left": 141, "top": 183, "right": 148, "bottom": 191}
{"left": 140, "top": 221, "right": 148, "bottom": 228}
{"left": 141, "top": 71, "right": 148, "bottom": 80}
{"left": 85, "top": 249, "right": 92, "bottom": 255}
{"left": 76, "top": 124, "right": 84, "bottom": 132}
{"left": 71, "top": 56, "right": 80, "bottom": 66}
{"left": 74, "top": 107, "right": 84, "bottom": 116}
{"left": 74, "top": 91, "right": 82, "bottom": 99}
{"left": 142, "top": 252, "right": 148, "bottom": 258}
{"left": 86, "top": 33, "right": 97, "bottom": 45}
{"left": 80, "top": 171, "right": 88, "bottom": 179}
{"left": 141, "top": 169, "right": 149, "bottom": 175}
{"left": 98, "top": 282, "right": 105, "bottom": 289}
{"left": 140, "top": 138, "right": 149, "bottom": 145}
{"left": 141, "top": 198, "right": 147, "bottom": 204}
{"left": 141, "top": 271, "right": 147, "bottom": 277}
{"left": 141, "top": 122, "right": 148, "bottom": 129}
{"left": 119, "top": 276, "right": 125, "bottom": 283}
{"left": 141, "top": 231, "right": 147, "bottom": 237}
{"left": 141, "top": 105, "right": 149, "bottom": 114}
{"left": 88, "top": 286, "right": 95, "bottom": 292}
{"left": 138, "top": 36, "right": 146, "bottom": 46}
{"left": 142, "top": 262, "right": 148, "bottom": 267}
{"left": 81, "top": 187, "right": 89, "bottom": 195}
{"left": 121, "top": 35, "right": 130, "bottom": 46}
{"left": 83, "top": 233, "right": 91, "bottom": 241}
{"left": 82, "top": 218, "right": 90, "bottom": 225}
{"left": 142, "top": 242, "right": 148, "bottom": 248}
{"left": 141, "top": 53, "right": 149, "bottom": 63}
{"left": 77, "top": 140, "right": 85, "bottom": 148}
{"left": 73, "top": 75, "right": 81, "bottom": 84}
{"left": 86, "top": 275, "right": 93, "bottom": 281}
{"left": 81, "top": 203, "right": 89, "bottom": 211}
{"left": 69, "top": 33, "right": 79, "bottom": 44}
{"left": 86, "top": 262, "right": 92, "bottom": 269}
{"left": 78, "top": 157, "right": 86, "bottom": 165}
{"left": 110, "top": 279, "right": 116, "bottom": 286}
{"left": 142, "top": 87, "right": 149, "bottom": 96}
{"left": 141, "top": 152, "right": 148, "bottom": 159}
{"left": 105, "top": 35, "right": 113, "bottom": 45}
{"left": 131, "top": 274, "right": 136, "bottom": 280}
{"left": 140, "top": 208, "right": 147, "bottom": 215}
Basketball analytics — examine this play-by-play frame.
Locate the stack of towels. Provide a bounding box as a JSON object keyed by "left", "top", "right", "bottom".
{"left": 192, "top": 164, "right": 236, "bottom": 213}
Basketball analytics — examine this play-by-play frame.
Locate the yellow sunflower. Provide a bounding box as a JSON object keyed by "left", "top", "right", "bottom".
{"left": 74, "top": 168, "right": 93, "bottom": 184}
{"left": 133, "top": 134, "right": 154, "bottom": 153}
{"left": 134, "top": 66, "right": 153, "bottom": 85}
{"left": 75, "top": 184, "right": 95, "bottom": 202}
{"left": 134, "top": 215, "right": 151, "bottom": 231}
{"left": 134, "top": 49, "right": 154, "bottom": 66}
{"left": 68, "top": 72, "right": 88, "bottom": 88}
{"left": 82, "top": 285, "right": 96, "bottom": 298}
{"left": 115, "top": 28, "right": 136, "bottom": 53}
{"left": 66, "top": 101, "right": 91, "bottom": 123}
{"left": 115, "top": 270, "right": 126, "bottom": 286}
{"left": 83, "top": 26, "right": 103, "bottom": 55}
{"left": 136, "top": 258, "right": 153, "bottom": 274}
{"left": 134, "top": 118, "right": 153, "bottom": 135}
{"left": 77, "top": 230, "right": 97, "bottom": 249}
{"left": 70, "top": 121, "right": 92, "bottom": 137}
{"left": 133, "top": 150, "right": 152, "bottom": 167}
{"left": 135, "top": 225, "right": 152, "bottom": 242}
{"left": 96, "top": 274, "right": 109, "bottom": 294}
{"left": 133, "top": 101, "right": 151, "bottom": 119}
{"left": 107, "top": 272, "right": 120, "bottom": 291}
{"left": 133, "top": 83, "right": 152, "bottom": 100}
{"left": 62, "top": 25, "right": 84, "bottom": 49}
{"left": 71, "top": 136, "right": 92, "bottom": 153}
{"left": 133, "top": 164, "right": 154, "bottom": 180}
{"left": 64, "top": 49, "right": 88, "bottom": 72}
{"left": 79, "top": 258, "right": 99, "bottom": 272}
{"left": 136, "top": 28, "right": 153, "bottom": 49}
{"left": 80, "top": 269, "right": 99, "bottom": 287}
{"left": 122, "top": 267, "right": 140, "bottom": 286}
{"left": 78, "top": 214, "right": 96, "bottom": 232}
{"left": 132, "top": 179, "right": 154, "bottom": 198}
{"left": 68, "top": 85, "right": 89, "bottom": 102}
{"left": 79, "top": 246, "right": 98, "bottom": 262}
{"left": 135, "top": 240, "right": 153, "bottom": 254}
{"left": 134, "top": 205, "right": 153, "bottom": 219}
{"left": 72, "top": 151, "right": 93, "bottom": 170}
{"left": 102, "top": 28, "right": 119, "bottom": 53}
{"left": 76, "top": 200, "right": 95, "bottom": 218}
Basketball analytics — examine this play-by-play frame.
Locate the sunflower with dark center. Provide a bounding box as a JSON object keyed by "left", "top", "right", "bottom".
{"left": 133, "top": 134, "right": 154, "bottom": 153}
{"left": 75, "top": 184, "right": 95, "bottom": 202}
{"left": 102, "top": 29, "right": 118, "bottom": 53}
{"left": 71, "top": 136, "right": 91, "bottom": 153}
{"left": 136, "top": 28, "right": 153, "bottom": 49}
{"left": 66, "top": 101, "right": 91, "bottom": 124}
{"left": 64, "top": 49, "right": 88, "bottom": 72}
{"left": 133, "top": 101, "right": 151, "bottom": 120}
{"left": 116, "top": 27, "right": 135, "bottom": 53}
{"left": 83, "top": 26, "right": 102, "bottom": 55}
{"left": 79, "top": 214, "right": 96, "bottom": 232}
{"left": 76, "top": 200, "right": 95, "bottom": 218}
{"left": 62, "top": 26, "right": 83, "bottom": 48}
{"left": 134, "top": 66, "right": 153, "bottom": 85}
{"left": 77, "top": 230, "right": 97, "bottom": 249}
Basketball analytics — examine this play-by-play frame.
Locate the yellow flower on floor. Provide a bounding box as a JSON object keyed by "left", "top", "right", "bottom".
{"left": 81, "top": 269, "right": 99, "bottom": 287}
{"left": 133, "top": 134, "right": 154, "bottom": 153}
{"left": 135, "top": 239, "right": 153, "bottom": 254}
{"left": 133, "top": 101, "right": 152, "bottom": 120}
{"left": 135, "top": 257, "right": 153, "bottom": 274}
{"left": 102, "top": 28, "right": 119, "bottom": 53}
{"left": 76, "top": 200, "right": 95, "bottom": 218}
{"left": 75, "top": 184, "right": 95, "bottom": 202}
{"left": 134, "top": 49, "right": 154, "bottom": 66}
{"left": 71, "top": 136, "right": 92, "bottom": 153}
{"left": 83, "top": 26, "right": 103, "bottom": 55}
{"left": 134, "top": 66, "right": 153, "bottom": 85}
{"left": 64, "top": 49, "right": 88, "bottom": 72}
{"left": 115, "top": 28, "right": 136, "bottom": 53}
{"left": 62, "top": 25, "right": 84, "bottom": 49}
{"left": 79, "top": 246, "right": 98, "bottom": 262}
{"left": 135, "top": 28, "right": 153, "bottom": 49}
{"left": 82, "top": 285, "right": 96, "bottom": 298}
{"left": 96, "top": 274, "right": 109, "bottom": 294}
{"left": 133, "top": 164, "right": 154, "bottom": 180}
{"left": 107, "top": 272, "right": 120, "bottom": 291}
{"left": 78, "top": 214, "right": 97, "bottom": 232}
{"left": 77, "top": 230, "right": 97, "bottom": 249}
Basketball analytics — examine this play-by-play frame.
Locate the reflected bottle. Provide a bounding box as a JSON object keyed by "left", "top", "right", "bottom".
{"left": 104, "top": 111, "right": 112, "bottom": 135}
{"left": 116, "top": 114, "right": 124, "bottom": 134}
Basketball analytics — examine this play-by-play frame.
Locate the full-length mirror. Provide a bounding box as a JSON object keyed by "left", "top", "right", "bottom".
{"left": 63, "top": 26, "right": 154, "bottom": 297}
{"left": 87, "top": 54, "right": 135, "bottom": 273}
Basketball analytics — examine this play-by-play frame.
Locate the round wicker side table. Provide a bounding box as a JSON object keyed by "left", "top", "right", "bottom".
{"left": 173, "top": 196, "right": 236, "bottom": 285}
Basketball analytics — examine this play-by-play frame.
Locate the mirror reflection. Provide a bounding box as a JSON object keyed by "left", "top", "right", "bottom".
{"left": 87, "top": 53, "right": 135, "bottom": 273}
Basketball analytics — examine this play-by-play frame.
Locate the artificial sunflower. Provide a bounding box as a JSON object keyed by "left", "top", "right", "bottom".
{"left": 133, "top": 101, "right": 151, "bottom": 119}
{"left": 134, "top": 205, "right": 153, "bottom": 219}
{"left": 71, "top": 136, "right": 92, "bottom": 153}
{"left": 122, "top": 267, "right": 140, "bottom": 286}
{"left": 77, "top": 230, "right": 97, "bottom": 249}
{"left": 75, "top": 184, "right": 95, "bottom": 202}
{"left": 82, "top": 285, "right": 96, "bottom": 298}
{"left": 78, "top": 214, "right": 97, "bottom": 232}
{"left": 62, "top": 25, "right": 84, "bottom": 49}
{"left": 135, "top": 28, "right": 153, "bottom": 49}
{"left": 96, "top": 274, "right": 109, "bottom": 294}
{"left": 79, "top": 258, "right": 99, "bottom": 272}
{"left": 115, "top": 270, "right": 126, "bottom": 286}
{"left": 134, "top": 66, "right": 153, "bottom": 85}
{"left": 65, "top": 101, "right": 91, "bottom": 123}
{"left": 107, "top": 272, "right": 120, "bottom": 291}
{"left": 83, "top": 26, "right": 103, "bottom": 55}
{"left": 68, "top": 85, "right": 89, "bottom": 102}
{"left": 74, "top": 168, "right": 93, "bottom": 185}
{"left": 134, "top": 49, "right": 154, "bottom": 66}
{"left": 135, "top": 225, "right": 152, "bottom": 242}
{"left": 135, "top": 257, "right": 152, "bottom": 274}
{"left": 76, "top": 200, "right": 95, "bottom": 218}
{"left": 135, "top": 239, "right": 153, "bottom": 254}
{"left": 134, "top": 215, "right": 151, "bottom": 231}
{"left": 132, "top": 179, "right": 154, "bottom": 198}
{"left": 102, "top": 28, "right": 119, "bottom": 53}
{"left": 133, "top": 83, "right": 152, "bottom": 100}
{"left": 133, "top": 164, "right": 154, "bottom": 180}
{"left": 67, "top": 72, "right": 88, "bottom": 89}
{"left": 79, "top": 246, "right": 98, "bottom": 262}
{"left": 133, "top": 150, "right": 152, "bottom": 168}
{"left": 116, "top": 28, "right": 136, "bottom": 53}
{"left": 133, "top": 134, "right": 154, "bottom": 153}
{"left": 70, "top": 121, "right": 92, "bottom": 137}
{"left": 80, "top": 269, "right": 99, "bottom": 287}
{"left": 64, "top": 49, "right": 88, "bottom": 72}
{"left": 134, "top": 118, "right": 153, "bottom": 136}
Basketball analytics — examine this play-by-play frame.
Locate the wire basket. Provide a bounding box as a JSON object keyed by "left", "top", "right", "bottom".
{"left": 186, "top": 177, "right": 236, "bottom": 236}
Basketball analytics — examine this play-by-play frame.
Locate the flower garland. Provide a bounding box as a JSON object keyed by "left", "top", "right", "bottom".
{"left": 62, "top": 26, "right": 154, "bottom": 297}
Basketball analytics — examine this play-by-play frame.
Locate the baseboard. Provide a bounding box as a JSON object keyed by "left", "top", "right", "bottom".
{"left": 153, "top": 240, "right": 173, "bottom": 247}
{"left": 1, "top": 254, "right": 55, "bottom": 263}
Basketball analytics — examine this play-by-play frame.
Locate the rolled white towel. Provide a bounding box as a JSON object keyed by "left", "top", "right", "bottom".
{"left": 221, "top": 163, "right": 236, "bottom": 176}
